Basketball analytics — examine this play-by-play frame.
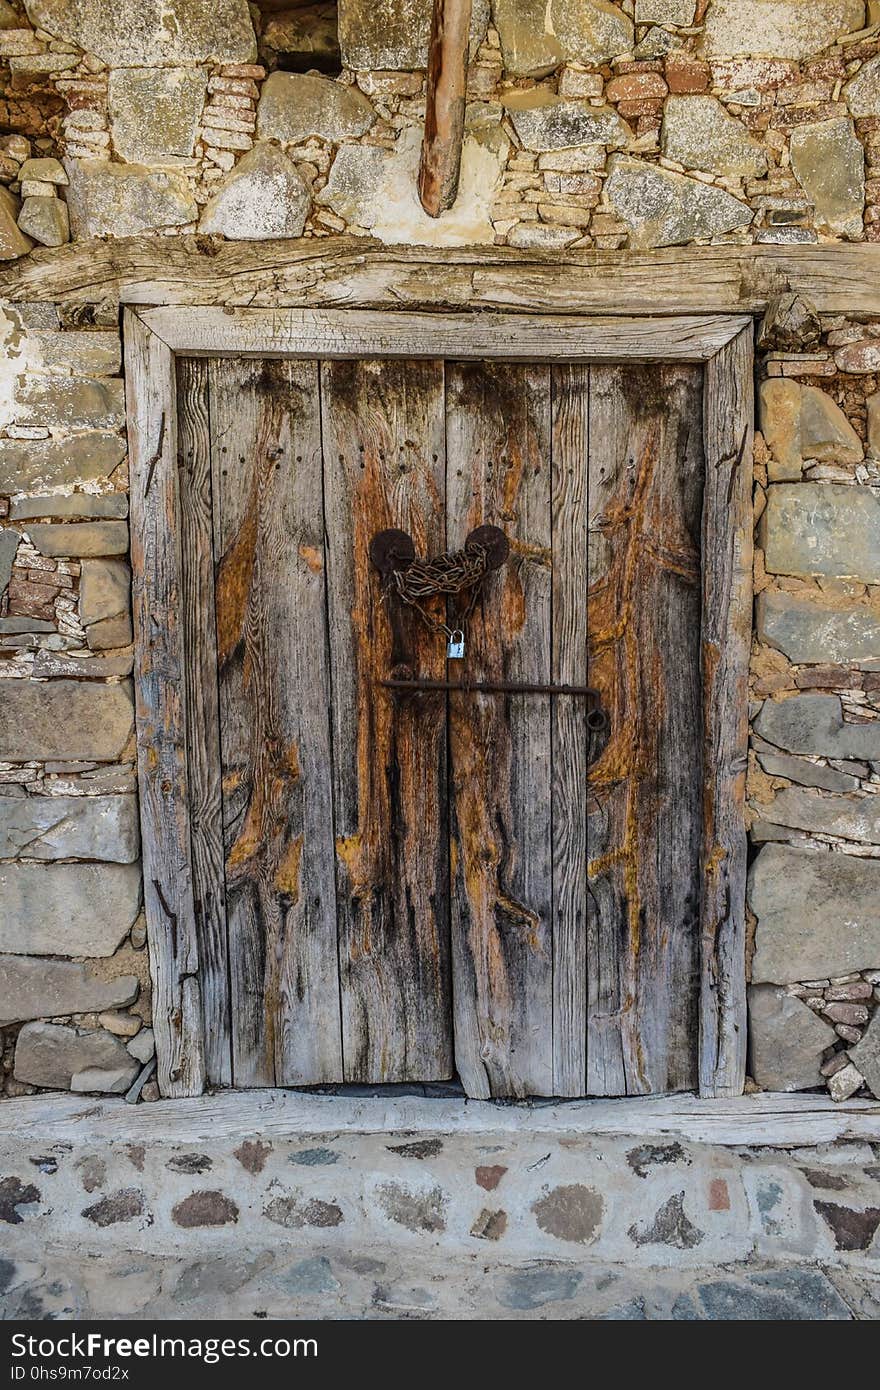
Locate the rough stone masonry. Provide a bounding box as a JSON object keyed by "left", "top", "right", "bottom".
{"left": 1, "top": 1, "right": 880, "bottom": 1105}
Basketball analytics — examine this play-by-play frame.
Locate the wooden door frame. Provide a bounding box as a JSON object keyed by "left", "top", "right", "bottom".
{"left": 124, "top": 303, "right": 753, "bottom": 1101}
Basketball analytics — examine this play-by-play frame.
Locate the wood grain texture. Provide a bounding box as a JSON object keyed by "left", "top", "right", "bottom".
{"left": 137, "top": 307, "right": 747, "bottom": 362}
{"left": 446, "top": 361, "right": 554, "bottom": 1099}
{"left": 209, "top": 358, "right": 342, "bottom": 1086}
{"left": 419, "top": 0, "right": 473, "bottom": 216}
{"left": 176, "top": 357, "right": 231, "bottom": 1087}
{"left": 699, "top": 325, "right": 754, "bottom": 1099}
{"left": 550, "top": 365, "right": 589, "bottom": 1096}
{"left": 5, "top": 238, "right": 879, "bottom": 315}
{"left": 586, "top": 364, "right": 704, "bottom": 1096}
{"left": 124, "top": 310, "right": 206, "bottom": 1098}
{"left": 8, "top": 1089, "right": 879, "bottom": 1149}
{"left": 320, "top": 358, "right": 452, "bottom": 1083}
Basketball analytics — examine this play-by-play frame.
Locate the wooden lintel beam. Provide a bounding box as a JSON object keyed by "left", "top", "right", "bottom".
{"left": 418, "top": 0, "right": 473, "bottom": 217}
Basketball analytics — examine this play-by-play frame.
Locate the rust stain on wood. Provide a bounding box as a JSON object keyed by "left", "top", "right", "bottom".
{"left": 214, "top": 488, "right": 258, "bottom": 669}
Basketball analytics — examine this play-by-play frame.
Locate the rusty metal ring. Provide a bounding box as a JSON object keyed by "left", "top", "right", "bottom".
{"left": 586, "top": 707, "right": 608, "bottom": 734}
{"left": 369, "top": 528, "right": 416, "bottom": 578}
{"left": 465, "top": 524, "right": 509, "bottom": 570}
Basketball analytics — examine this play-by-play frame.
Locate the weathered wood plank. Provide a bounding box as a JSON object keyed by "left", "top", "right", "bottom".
{"left": 176, "top": 357, "right": 231, "bottom": 1087}
{"left": 209, "top": 358, "right": 343, "bottom": 1087}
{"left": 550, "top": 365, "right": 589, "bottom": 1097}
{"left": 139, "top": 306, "right": 748, "bottom": 362}
{"left": 446, "top": 361, "right": 553, "bottom": 1099}
{"left": 586, "top": 365, "right": 704, "bottom": 1096}
{"left": 6, "top": 239, "right": 880, "bottom": 315}
{"left": 7, "top": 1088, "right": 880, "bottom": 1149}
{"left": 699, "top": 325, "right": 754, "bottom": 1099}
{"left": 320, "top": 358, "right": 452, "bottom": 1083}
{"left": 419, "top": 0, "right": 473, "bottom": 216}
{"left": 123, "top": 310, "right": 206, "bottom": 1098}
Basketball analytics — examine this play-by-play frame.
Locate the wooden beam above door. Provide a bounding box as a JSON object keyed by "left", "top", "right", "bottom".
{"left": 3, "top": 238, "right": 880, "bottom": 315}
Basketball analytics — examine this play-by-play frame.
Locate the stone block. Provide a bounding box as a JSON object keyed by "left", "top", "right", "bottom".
{"left": 0, "top": 433, "right": 126, "bottom": 492}
{"left": 79, "top": 558, "right": 130, "bottom": 627}
{"left": 23, "top": 0, "right": 256, "bottom": 66}
{"left": 14, "top": 376, "right": 125, "bottom": 431}
{"left": 756, "top": 752, "right": 859, "bottom": 793}
{"left": 27, "top": 521, "right": 129, "bottom": 557}
{"left": 84, "top": 615, "right": 133, "bottom": 650}
{"left": 604, "top": 155, "right": 753, "bottom": 248}
{"left": 32, "top": 331, "right": 121, "bottom": 376}
{"left": 750, "top": 843, "right": 880, "bottom": 983}
{"left": 493, "top": 0, "right": 633, "bottom": 76}
{"left": 17, "top": 157, "right": 66, "bottom": 185}
{"left": 799, "top": 385, "right": 863, "bottom": 464}
{"left": 127, "top": 1027, "right": 156, "bottom": 1064}
{"left": 13, "top": 1021, "right": 137, "bottom": 1089}
{"left": 848, "top": 1014, "right": 880, "bottom": 1099}
{"left": 256, "top": 72, "right": 375, "bottom": 145}
{"left": 761, "top": 786, "right": 880, "bottom": 844}
{"left": 0, "top": 793, "right": 140, "bottom": 862}
{"left": 109, "top": 67, "right": 208, "bottom": 166}
{"left": 0, "top": 525, "right": 18, "bottom": 597}
{"left": 844, "top": 52, "right": 880, "bottom": 118}
{"left": 64, "top": 160, "right": 198, "bottom": 239}
{"left": 0, "top": 185, "right": 33, "bottom": 261}
{"left": 503, "top": 92, "right": 629, "bottom": 152}
{"left": 757, "top": 590, "right": 880, "bottom": 664}
{"left": 703, "top": 0, "right": 865, "bottom": 61}
{"left": 759, "top": 378, "right": 801, "bottom": 477}
{"left": 748, "top": 985, "right": 837, "bottom": 1090}
{"left": 199, "top": 143, "right": 309, "bottom": 241}
{"left": 0, "top": 679, "right": 134, "bottom": 761}
{"left": 0, "top": 957, "right": 138, "bottom": 1027}
{"left": 0, "top": 862, "right": 142, "bottom": 957}
{"left": 10, "top": 495, "right": 128, "bottom": 520}
{"left": 17, "top": 196, "right": 69, "bottom": 248}
{"left": 790, "top": 118, "right": 864, "bottom": 240}
{"left": 338, "top": 0, "right": 489, "bottom": 70}
{"left": 834, "top": 340, "right": 880, "bottom": 373}
{"left": 755, "top": 693, "right": 880, "bottom": 761}
{"left": 71, "top": 1064, "right": 139, "bottom": 1094}
{"left": 761, "top": 483, "right": 880, "bottom": 583}
{"left": 660, "top": 96, "right": 766, "bottom": 177}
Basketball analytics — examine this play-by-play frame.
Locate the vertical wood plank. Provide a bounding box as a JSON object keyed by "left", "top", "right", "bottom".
{"left": 446, "top": 361, "right": 553, "bottom": 1099}
{"left": 320, "top": 358, "right": 452, "bottom": 1082}
{"left": 550, "top": 364, "right": 589, "bottom": 1096}
{"left": 586, "top": 364, "right": 704, "bottom": 1095}
{"left": 124, "top": 310, "right": 206, "bottom": 1098}
{"left": 210, "top": 358, "right": 342, "bottom": 1086}
{"left": 177, "top": 357, "right": 231, "bottom": 1087}
{"left": 699, "top": 326, "right": 754, "bottom": 1098}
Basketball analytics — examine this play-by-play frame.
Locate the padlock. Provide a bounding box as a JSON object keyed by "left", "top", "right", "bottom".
{"left": 447, "top": 629, "right": 465, "bottom": 659}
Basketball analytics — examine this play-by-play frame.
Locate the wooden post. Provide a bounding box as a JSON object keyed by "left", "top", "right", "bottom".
{"left": 418, "top": 0, "right": 473, "bottom": 217}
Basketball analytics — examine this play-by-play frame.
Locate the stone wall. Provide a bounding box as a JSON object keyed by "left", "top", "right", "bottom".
{"left": 0, "top": 302, "right": 152, "bottom": 1101}
{"left": 747, "top": 306, "right": 880, "bottom": 1101}
{"left": 1, "top": 0, "right": 880, "bottom": 1106}
{"left": 0, "top": 1, "right": 880, "bottom": 255}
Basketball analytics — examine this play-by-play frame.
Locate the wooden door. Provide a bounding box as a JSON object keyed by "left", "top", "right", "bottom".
{"left": 176, "top": 355, "right": 704, "bottom": 1097}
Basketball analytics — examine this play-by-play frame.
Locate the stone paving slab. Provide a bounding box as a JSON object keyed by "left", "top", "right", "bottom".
{"left": 0, "top": 1242, "right": 875, "bottom": 1320}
